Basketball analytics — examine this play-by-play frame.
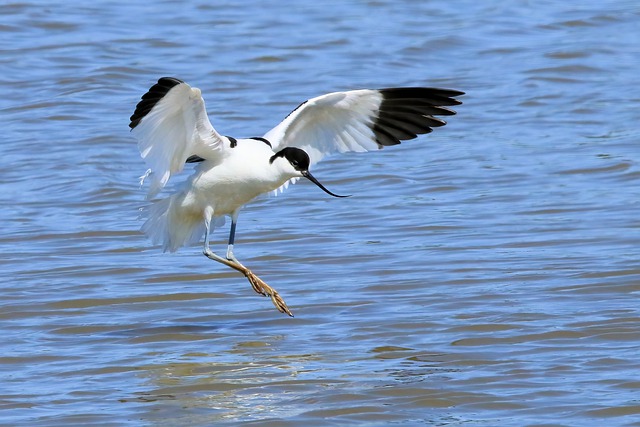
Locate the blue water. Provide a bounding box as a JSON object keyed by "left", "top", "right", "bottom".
{"left": 1, "top": 1, "right": 639, "bottom": 426}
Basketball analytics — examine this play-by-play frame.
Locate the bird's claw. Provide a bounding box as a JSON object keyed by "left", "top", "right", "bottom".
{"left": 245, "top": 271, "right": 267, "bottom": 296}
{"left": 245, "top": 271, "right": 293, "bottom": 317}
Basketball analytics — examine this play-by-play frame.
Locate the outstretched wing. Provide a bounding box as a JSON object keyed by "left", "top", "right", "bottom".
{"left": 129, "top": 77, "right": 227, "bottom": 197}
{"left": 264, "top": 87, "right": 464, "bottom": 166}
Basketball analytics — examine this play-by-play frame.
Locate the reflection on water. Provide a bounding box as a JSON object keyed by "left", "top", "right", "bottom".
{"left": 1, "top": 0, "right": 639, "bottom": 426}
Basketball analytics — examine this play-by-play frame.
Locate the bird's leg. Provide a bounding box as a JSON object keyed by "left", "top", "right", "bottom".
{"left": 203, "top": 249, "right": 293, "bottom": 317}
{"left": 225, "top": 217, "right": 239, "bottom": 263}
{"left": 202, "top": 209, "right": 244, "bottom": 274}
{"left": 223, "top": 213, "right": 263, "bottom": 292}
{"left": 202, "top": 211, "right": 246, "bottom": 276}
{"left": 202, "top": 213, "right": 293, "bottom": 317}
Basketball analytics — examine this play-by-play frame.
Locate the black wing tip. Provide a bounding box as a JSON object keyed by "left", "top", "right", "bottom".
{"left": 129, "top": 77, "right": 185, "bottom": 129}
{"left": 380, "top": 86, "right": 465, "bottom": 95}
{"left": 380, "top": 87, "right": 465, "bottom": 105}
{"left": 373, "top": 86, "right": 464, "bottom": 147}
{"left": 157, "top": 76, "right": 184, "bottom": 86}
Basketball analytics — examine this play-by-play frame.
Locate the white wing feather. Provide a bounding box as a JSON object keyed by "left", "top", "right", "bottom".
{"left": 263, "top": 86, "right": 463, "bottom": 195}
{"left": 131, "top": 80, "right": 462, "bottom": 198}
{"left": 130, "top": 78, "right": 225, "bottom": 197}
{"left": 264, "top": 90, "right": 383, "bottom": 166}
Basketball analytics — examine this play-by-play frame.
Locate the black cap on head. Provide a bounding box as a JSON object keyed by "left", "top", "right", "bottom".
{"left": 270, "top": 147, "right": 349, "bottom": 198}
{"left": 270, "top": 147, "right": 310, "bottom": 171}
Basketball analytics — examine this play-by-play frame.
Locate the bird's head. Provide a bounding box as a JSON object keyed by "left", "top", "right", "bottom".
{"left": 270, "top": 147, "right": 349, "bottom": 198}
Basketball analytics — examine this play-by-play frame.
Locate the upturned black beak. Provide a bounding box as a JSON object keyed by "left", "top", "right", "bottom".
{"left": 302, "top": 171, "right": 350, "bottom": 198}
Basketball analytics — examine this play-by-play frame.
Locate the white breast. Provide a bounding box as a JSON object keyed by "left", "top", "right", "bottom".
{"left": 183, "top": 139, "right": 287, "bottom": 216}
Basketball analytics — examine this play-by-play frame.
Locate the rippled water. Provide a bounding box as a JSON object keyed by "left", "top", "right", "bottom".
{"left": 1, "top": 1, "right": 639, "bottom": 426}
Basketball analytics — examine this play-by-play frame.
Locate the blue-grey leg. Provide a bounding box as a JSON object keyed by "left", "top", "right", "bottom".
{"left": 226, "top": 211, "right": 239, "bottom": 263}
{"left": 201, "top": 209, "right": 292, "bottom": 316}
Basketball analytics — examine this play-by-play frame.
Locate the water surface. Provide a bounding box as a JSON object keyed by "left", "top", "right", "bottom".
{"left": 1, "top": 1, "right": 639, "bottom": 426}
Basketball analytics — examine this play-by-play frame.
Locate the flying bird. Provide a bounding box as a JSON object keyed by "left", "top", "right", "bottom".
{"left": 130, "top": 77, "right": 463, "bottom": 316}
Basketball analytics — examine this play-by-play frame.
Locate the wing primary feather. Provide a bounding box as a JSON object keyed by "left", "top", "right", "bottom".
{"left": 379, "top": 87, "right": 464, "bottom": 106}
{"left": 374, "top": 117, "right": 419, "bottom": 140}
{"left": 263, "top": 85, "right": 463, "bottom": 164}
{"left": 129, "top": 77, "right": 184, "bottom": 129}
{"left": 130, "top": 77, "right": 225, "bottom": 197}
{"left": 372, "top": 124, "right": 402, "bottom": 147}
{"left": 380, "top": 102, "right": 457, "bottom": 117}
{"left": 371, "top": 87, "right": 462, "bottom": 146}
{"left": 383, "top": 113, "right": 444, "bottom": 133}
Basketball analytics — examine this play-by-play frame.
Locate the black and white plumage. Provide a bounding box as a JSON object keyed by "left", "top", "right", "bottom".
{"left": 130, "top": 77, "right": 463, "bottom": 316}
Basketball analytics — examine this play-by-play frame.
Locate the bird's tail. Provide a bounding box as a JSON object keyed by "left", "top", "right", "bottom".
{"left": 141, "top": 194, "right": 205, "bottom": 253}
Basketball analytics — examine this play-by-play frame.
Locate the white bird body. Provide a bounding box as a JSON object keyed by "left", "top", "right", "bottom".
{"left": 191, "top": 147, "right": 276, "bottom": 214}
{"left": 143, "top": 138, "right": 299, "bottom": 252}
{"left": 130, "top": 77, "right": 463, "bottom": 315}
